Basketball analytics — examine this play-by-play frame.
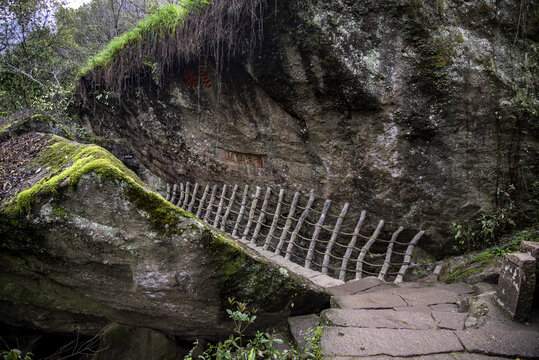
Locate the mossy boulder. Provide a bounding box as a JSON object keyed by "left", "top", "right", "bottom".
{"left": 0, "top": 132, "right": 329, "bottom": 340}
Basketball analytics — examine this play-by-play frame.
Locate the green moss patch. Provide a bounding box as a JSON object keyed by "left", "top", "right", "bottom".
{"left": 440, "top": 253, "right": 495, "bottom": 282}
{"left": 4, "top": 137, "right": 140, "bottom": 216}
{"left": 2, "top": 135, "right": 202, "bottom": 239}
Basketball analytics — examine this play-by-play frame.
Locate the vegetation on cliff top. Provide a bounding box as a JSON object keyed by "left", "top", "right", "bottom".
{"left": 79, "top": 1, "right": 211, "bottom": 76}
{"left": 79, "top": 0, "right": 268, "bottom": 93}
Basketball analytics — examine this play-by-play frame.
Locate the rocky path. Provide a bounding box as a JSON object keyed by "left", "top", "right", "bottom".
{"left": 313, "top": 277, "right": 539, "bottom": 359}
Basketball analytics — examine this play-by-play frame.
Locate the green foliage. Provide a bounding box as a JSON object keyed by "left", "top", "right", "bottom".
{"left": 1, "top": 349, "right": 34, "bottom": 360}
{"left": 452, "top": 185, "right": 521, "bottom": 253}
{"left": 303, "top": 326, "right": 323, "bottom": 360}
{"left": 79, "top": 0, "right": 212, "bottom": 76}
{"left": 186, "top": 298, "right": 295, "bottom": 360}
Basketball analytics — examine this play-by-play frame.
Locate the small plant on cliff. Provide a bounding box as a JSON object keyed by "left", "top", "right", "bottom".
{"left": 186, "top": 298, "right": 296, "bottom": 360}
{"left": 452, "top": 184, "right": 523, "bottom": 253}
{"left": 1, "top": 349, "right": 33, "bottom": 360}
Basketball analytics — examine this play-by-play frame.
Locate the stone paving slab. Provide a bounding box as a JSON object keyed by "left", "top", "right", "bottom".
{"left": 321, "top": 327, "right": 464, "bottom": 357}
{"left": 456, "top": 319, "right": 539, "bottom": 358}
{"left": 325, "top": 354, "right": 509, "bottom": 359}
{"left": 310, "top": 274, "right": 345, "bottom": 288}
{"left": 322, "top": 309, "right": 436, "bottom": 330}
{"left": 397, "top": 287, "right": 462, "bottom": 306}
{"left": 432, "top": 311, "right": 467, "bottom": 330}
{"left": 438, "top": 282, "right": 477, "bottom": 295}
{"left": 333, "top": 293, "right": 407, "bottom": 309}
{"left": 393, "top": 305, "right": 433, "bottom": 313}
{"left": 430, "top": 303, "right": 460, "bottom": 312}
{"left": 328, "top": 277, "right": 383, "bottom": 296}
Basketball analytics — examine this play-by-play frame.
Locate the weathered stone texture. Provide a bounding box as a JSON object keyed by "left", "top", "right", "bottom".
{"left": 0, "top": 134, "right": 330, "bottom": 340}
{"left": 495, "top": 252, "right": 536, "bottom": 321}
{"left": 81, "top": 0, "right": 538, "bottom": 256}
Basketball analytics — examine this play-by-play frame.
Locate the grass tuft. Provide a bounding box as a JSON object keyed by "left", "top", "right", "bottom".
{"left": 79, "top": 1, "right": 211, "bottom": 76}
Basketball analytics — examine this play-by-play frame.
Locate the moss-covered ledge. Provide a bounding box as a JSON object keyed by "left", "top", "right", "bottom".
{"left": 0, "top": 133, "right": 329, "bottom": 338}
{"left": 0, "top": 114, "right": 73, "bottom": 143}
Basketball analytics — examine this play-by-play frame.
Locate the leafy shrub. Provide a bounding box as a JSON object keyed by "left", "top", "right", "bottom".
{"left": 1, "top": 349, "right": 33, "bottom": 360}
{"left": 185, "top": 298, "right": 297, "bottom": 360}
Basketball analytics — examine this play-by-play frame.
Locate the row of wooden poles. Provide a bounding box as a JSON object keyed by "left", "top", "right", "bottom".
{"left": 165, "top": 182, "right": 425, "bottom": 283}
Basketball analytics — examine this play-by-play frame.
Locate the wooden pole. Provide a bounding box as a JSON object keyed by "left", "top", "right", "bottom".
{"left": 355, "top": 220, "right": 385, "bottom": 280}
{"left": 221, "top": 184, "right": 238, "bottom": 231}
{"left": 394, "top": 230, "right": 425, "bottom": 284}
{"left": 204, "top": 185, "right": 218, "bottom": 222}
{"left": 232, "top": 185, "right": 250, "bottom": 237}
{"left": 285, "top": 190, "right": 315, "bottom": 260}
{"left": 339, "top": 210, "right": 366, "bottom": 281}
{"left": 322, "top": 202, "right": 349, "bottom": 275}
{"left": 187, "top": 182, "right": 199, "bottom": 213}
{"left": 171, "top": 184, "right": 178, "bottom": 205}
{"left": 177, "top": 182, "right": 185, "bottom": 206}
{"left": 275, "top": 192, "right": 300, "bottom": 256}
{"left": 378, "top": 226, "right": 403, "bottom": 281}
{"left": 251, "top": 187, "right": 271, "bottom": 244}
{"left": 213, "top": 185, "right": 228, "bottom": 228}
{"left": 196, "top": 184, "right": 210, "bottom": 218}
{"left": 165, "top": 183, "right": 171, "bottom": 201}
{"left": 263, "top": 189, "right": 284, "bottom": 250}
{"left": 242, "top": 186, "right": 261, "bottom": 240}
{"left": 182, "top": 182, "right": 191, "bottom": 208}
{"left": 305, "top": 199, "right": 331, "bottom": 269}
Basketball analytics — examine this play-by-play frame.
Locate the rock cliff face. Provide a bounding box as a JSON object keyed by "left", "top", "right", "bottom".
{"left": 81, "top": 0, "right": 538, "bottom": 256}
{"left": 0, "top": 132, "right": 329, "bottom": 339}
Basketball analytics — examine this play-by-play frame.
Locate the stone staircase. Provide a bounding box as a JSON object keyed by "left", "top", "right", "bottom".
{"left": 290, "top": 277, "right": 539, "bottom": 359}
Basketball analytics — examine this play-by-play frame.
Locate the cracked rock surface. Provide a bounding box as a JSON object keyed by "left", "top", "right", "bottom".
{"left": 321, "top": 278, "right": 539, "bottom": 359}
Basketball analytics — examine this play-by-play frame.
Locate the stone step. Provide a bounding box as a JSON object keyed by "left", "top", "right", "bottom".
{"left": 327, "top": 277, "right": 385, "bottom": 296}
{"left": 332, "top": 292, "right": 408, "bottom": 309}
{"left": 323, "top": 308, "right": 467, "bottom": 331}
{"left": 455, "top": 319, "right": 539, "bottom": 359}
{"left": 322, "top": 309, "right": 437, "bottom": 330}
{"left": 321, "top": 327, "right": 464, "bottom": 357}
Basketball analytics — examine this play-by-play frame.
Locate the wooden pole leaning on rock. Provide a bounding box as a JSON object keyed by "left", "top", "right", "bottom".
{"left": 275, "top": 192, "right": 300, "bottom": 256}
{"left": 177, "top": 183, "right": 185, "bottom": 206}
{"left": 355, "top": 220, "right": 385, "bottom": 280}
{"left": 251, "top": 187, "right": 271, "bottom": 244}
{"left": 182, "top": 182, "right": 191, "bottom": 208}
{"left": 378, "top": 226, "right": 404, "bottom": 281}
{"left": 243, "top": 186, "right": 261, "bottom": 240}
{"left": 221, "top": 184, "right": 239, "bottom": 232}
{"left": 187, "top": 182, "right": 199, "bottom": 213}
{"left": 339, "top": 210, "right": 367, "bottom": 281}
{"left": 263, "top": 188, "right": 284, "bottom": 251}
{"left": 285, "top": 190, "right": 315, "bottom": 261}
{"left": 165, "top": 183, "right": 171, "bottom": 201}
{"left": 204, "top": 185, "right": 218, "bottom": 223}
{"left": 170, "top": 184, "right": 178, "bottom": 204}
{"left": 305, "top": 199, "right": 331, "bottom": 269}
{"left": 394, "top": 230, "right": 425, "bottom": 284}
{"left": 213, "top": 185, "right": 228, "bottom": 228}
{"left": 196, "top": 184, "right": 210, "bottom": 218}
{"left": 232, "top": 185, "right": 250, "bottom": 238}
{"left": 322, "top": 202, "right": 350, "bottom": 275}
